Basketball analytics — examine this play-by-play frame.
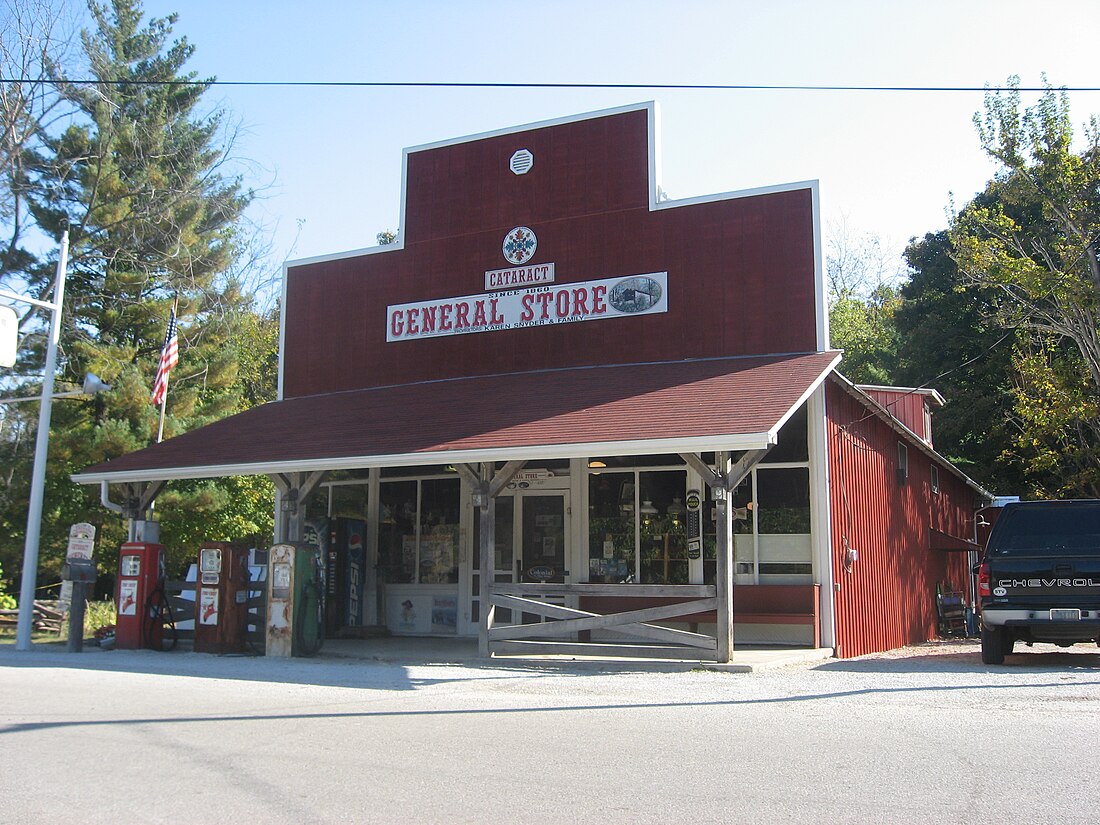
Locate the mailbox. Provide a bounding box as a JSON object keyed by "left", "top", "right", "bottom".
{"left": 62, "top": 558, "right": 98, "bottom": 584}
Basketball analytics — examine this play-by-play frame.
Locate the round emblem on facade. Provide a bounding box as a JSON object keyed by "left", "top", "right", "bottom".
{"left": 609, "top": 276, "right": 663, "bottom": 313}
{"left": 502, "top": 226, "right": 537, "bottom": 265}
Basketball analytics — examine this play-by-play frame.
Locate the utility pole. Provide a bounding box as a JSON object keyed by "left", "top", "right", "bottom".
{"left": 10, "top": 232, "right": 69, "bottom": 651}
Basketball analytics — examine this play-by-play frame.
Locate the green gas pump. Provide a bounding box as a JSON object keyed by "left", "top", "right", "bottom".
{"left": 266, "top": 543, "right": 324, "bottom": 657}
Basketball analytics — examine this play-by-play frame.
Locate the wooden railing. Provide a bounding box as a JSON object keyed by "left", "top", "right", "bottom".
{"left": 487, "top": 583, "right": 719, "bottom": 660}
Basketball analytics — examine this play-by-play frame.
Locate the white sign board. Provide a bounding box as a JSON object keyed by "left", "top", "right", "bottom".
{"left": 0, "top": 305, "right": 17, "bottom": 368}
{"left": 387, "top": 271, "right": 668, "bottom": 343}
{"left": 58, "top": 523, "right": 97, "bottom": 612}
{"left": 66, "top": 522, "right": 96, "bottom": 560}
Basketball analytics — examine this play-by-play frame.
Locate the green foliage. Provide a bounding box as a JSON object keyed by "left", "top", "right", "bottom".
{"left": 828, "top": 283, "right": 901, "bottom": 385}
{"left": 0, "top": 561, "right": 15, "bottom": 609}
{"left": 948, "top": 77, "right": 1100, "bottom": 497}
{"left": 83, "top": 597, "right": 115, "bottom": 634}
{"left": 895, "top": 230, "right": 1024, "bottom": 494}
{"left": 0, "top": 1, "right": 277, "bottom": 588}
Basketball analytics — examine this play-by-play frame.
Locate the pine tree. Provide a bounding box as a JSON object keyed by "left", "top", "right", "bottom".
{"left": 1, "top": 1, "right": 276, "bottom": 582}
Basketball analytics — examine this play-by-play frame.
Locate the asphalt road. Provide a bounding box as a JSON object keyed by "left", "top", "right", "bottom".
{"left": 2, "top": 639, "right": 1098, "bottom": 824}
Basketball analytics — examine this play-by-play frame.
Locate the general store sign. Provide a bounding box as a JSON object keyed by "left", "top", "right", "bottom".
{"left": 387, "top": 271, "right": 668, "bottom": 343}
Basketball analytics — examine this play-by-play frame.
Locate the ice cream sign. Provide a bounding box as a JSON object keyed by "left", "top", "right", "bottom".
{"left": 387, "top": 271, "right": 668, "bottom": 343}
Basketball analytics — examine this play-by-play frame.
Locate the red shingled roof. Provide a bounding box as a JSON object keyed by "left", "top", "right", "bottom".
{"left": 74, "top": 351, "right": 841, "bottom": 483}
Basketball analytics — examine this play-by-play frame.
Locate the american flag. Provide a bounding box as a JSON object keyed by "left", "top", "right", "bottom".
{"left": 150, "top": 311, "right": 179, "bottom": 406}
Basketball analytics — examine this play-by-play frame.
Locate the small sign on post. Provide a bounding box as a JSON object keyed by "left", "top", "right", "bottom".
{"left": 0, "top": 304, "right": 17, "bottom": 368}
{"left": 58, "top": 523, "right": 96, "bottom": 615}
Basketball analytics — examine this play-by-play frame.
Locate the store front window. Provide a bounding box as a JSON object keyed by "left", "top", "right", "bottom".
{"left": 378, "top": 477, "right": 460, "bottom": 584}
{"left": 588, "top": 466, "right": 688, "bottom": 584}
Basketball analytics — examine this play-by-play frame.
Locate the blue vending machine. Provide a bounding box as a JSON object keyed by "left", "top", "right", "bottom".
{"left": 318, "top": 517, "right": 368, "bottom": 635}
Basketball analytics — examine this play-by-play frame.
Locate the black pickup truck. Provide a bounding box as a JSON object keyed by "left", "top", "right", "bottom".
{"left": 977, "top": 500, "right": 1100, "bottom": 664}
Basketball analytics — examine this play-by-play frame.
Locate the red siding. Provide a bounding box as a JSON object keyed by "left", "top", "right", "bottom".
{"left": 826, "top": 380, "right": 976, "bottom": 658}
{"left": 282, "top": 109, "right": 819, "bottom": 398}
{"left": 860, "top": 389, "right": 931, "bottom": 445}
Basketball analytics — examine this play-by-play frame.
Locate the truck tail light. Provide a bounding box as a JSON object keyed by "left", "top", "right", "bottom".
{"left": 977, "top": 561, "right": 991, "bottom": 598}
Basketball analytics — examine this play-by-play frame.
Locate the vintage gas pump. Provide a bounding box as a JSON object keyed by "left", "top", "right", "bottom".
{"left": 115, "top": 541, "right": 165, "bottom": 650}
{"left": 193, "top": 542, "right": 249, "bottom": 654}
{"left": 266, "top": 543, "right": 324, "bottom": 657}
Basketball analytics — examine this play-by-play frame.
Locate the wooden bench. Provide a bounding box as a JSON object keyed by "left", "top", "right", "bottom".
{"left": 579, "top": 583, "right": 821, "bottom": 647}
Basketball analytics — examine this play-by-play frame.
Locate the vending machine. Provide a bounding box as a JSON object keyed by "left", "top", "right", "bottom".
{"left": 193, "top": 542, "right": 249, "bottom": 654}
{"left": 115, "top": 542, "right": 165, "bottom": 650}
{"left": 321, "top": 517, "right": 368, "bottom": 635}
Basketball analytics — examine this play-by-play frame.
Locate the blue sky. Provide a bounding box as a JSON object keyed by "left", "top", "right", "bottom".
{"left": 130, "top": 0, "right": 1099, "bottom": 281}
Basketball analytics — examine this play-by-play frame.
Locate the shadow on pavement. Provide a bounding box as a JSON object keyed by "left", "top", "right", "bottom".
{"left": 813, "top": 639, "right": 1100, "bottom": 674}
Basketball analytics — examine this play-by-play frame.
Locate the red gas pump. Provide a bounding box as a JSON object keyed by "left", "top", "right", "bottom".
{"left": 193, "top": 542, "right": 250, "bottom": 654}
{"left": 115, "top": 542, "right": 165, "bottom": 650}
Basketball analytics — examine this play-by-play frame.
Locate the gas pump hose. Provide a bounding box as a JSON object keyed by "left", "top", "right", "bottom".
{"left": 145, "top": 585, "right": 178, "bottom": 652}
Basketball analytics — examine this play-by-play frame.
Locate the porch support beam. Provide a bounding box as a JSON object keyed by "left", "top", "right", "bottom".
{"left": 713, "top": 451, "right": 735, "bottom": 663}
{"left": 471, "top": 459, "right": 529, "bottom": 657}
{"left": 271, "top": 470, "right": 328, "bottom": 543}
{"left": 103, "top": 480, "right": 167, "bottom": 541}
{"left": 476, "top": 463, "right": 494, "bottom": 657}
{"left": 703, "top": 446, "right": 771, "bottom": 663}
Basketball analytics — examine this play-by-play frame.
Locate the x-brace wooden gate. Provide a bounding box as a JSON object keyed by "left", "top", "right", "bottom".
{"left": 488, "top": 583, "right": 719, "bottom": 660}
{"left": 460, "top": 448, "right": 769, "bottom": 663}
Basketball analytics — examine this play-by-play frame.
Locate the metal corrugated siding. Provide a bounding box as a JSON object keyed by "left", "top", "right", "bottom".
{"left": 861, "top": 389, "right": 930, "bottom": 445}
{"left": 826, "top": 380, "right": 976, "bottom": 658}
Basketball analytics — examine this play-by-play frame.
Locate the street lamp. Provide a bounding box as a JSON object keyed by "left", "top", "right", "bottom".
{"left": 0, "top": 232, "right": 69, "bottom": 651}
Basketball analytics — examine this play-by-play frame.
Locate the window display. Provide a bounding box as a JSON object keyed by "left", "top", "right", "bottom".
{"left": 588, "top": 468, "right": 688, "bottom": 584}
{"left": 378, "top": 477, "right": 460, "bottom": 584}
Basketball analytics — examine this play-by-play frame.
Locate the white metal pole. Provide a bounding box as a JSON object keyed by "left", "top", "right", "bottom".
{"left": 15, "top": 232, "right": 69, "bottom": 651}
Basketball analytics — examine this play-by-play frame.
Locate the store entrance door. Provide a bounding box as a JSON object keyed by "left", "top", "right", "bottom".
{"left": 469, "top": 490, "right": 570, "bottom": 631}
{"left": 516, "top": 491, "right": 568, "bottom": 584}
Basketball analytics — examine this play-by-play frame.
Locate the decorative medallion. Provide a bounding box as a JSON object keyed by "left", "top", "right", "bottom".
{"left": 609, "top": 275, "right": 663, "bottom": 313}
{"left": 502, "top": 226, "right": 537, "bottom": 265}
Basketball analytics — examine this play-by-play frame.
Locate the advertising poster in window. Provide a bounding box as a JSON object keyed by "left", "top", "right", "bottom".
{"left": 431, "top": 596, "right": 458, "bottom": 634}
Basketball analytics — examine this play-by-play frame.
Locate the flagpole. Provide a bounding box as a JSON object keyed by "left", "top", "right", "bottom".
{"left": 156, "top": 388, "right": 168, "bottom": 444}
{"left": 154, "top": 298, "right": 177, "bottom": 446}
{"left": 148, "top": 300, "right": 177, "bottom": 521}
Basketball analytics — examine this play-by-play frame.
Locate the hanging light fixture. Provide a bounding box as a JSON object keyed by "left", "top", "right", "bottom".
{"left": 666, "top": 497, "right": 686, "bottom": 527}
{"left": 640, "top": 499, "right": 659, "bottom": 525}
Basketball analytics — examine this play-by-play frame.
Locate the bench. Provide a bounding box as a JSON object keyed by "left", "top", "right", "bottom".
{"left": 579, "top": 583, "right": 821, "bottom": 647}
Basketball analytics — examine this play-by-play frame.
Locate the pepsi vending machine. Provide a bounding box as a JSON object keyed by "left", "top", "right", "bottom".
{"left": 310, "top": 518, "right": 368, "bottom": 636}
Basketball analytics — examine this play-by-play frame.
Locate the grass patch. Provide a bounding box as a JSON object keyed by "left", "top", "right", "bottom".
{"left": 0, "top": 598, "right": 116, "bottom": 644}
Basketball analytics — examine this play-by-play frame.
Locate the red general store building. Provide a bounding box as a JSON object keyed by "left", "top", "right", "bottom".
{"left": 76, "top": 103, "right": 989, "bottom": 660}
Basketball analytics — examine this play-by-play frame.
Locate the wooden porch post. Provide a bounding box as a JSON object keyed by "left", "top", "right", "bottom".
{"left": 477, "top": 462, "right": 495, "bottom": 658}
{"left": 271, "top": 471, "right": 327, "bottom": 544}
{"left": 714, "top": 451, "right": 735, "bottom": 663}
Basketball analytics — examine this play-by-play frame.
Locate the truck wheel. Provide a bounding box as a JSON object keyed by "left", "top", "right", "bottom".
{"left": 981, "top": 624, "right": 1006, "bottom": 665}
{"left": 1001, "top": 632, "right": 1015, "bottom": 656}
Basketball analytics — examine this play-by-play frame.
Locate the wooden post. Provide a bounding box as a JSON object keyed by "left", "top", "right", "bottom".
{"left": 714, "top": 451, "right": 735, "bottom": 663}
{"left": 477, "top": 462, "right": 495, "bottom": 658}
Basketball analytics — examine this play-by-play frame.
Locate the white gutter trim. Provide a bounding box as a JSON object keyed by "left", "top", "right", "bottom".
{"left": 71, "top": 430, "right": 777, "bottom": 486}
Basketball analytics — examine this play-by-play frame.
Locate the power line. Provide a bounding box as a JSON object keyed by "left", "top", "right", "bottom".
{"left": 3, "top": 78, "right": 1100, "bottom": 92}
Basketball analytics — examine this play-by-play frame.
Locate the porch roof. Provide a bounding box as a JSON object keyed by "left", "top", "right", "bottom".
{"left": 72, "top": 350, "right": 841, "bottom": 485}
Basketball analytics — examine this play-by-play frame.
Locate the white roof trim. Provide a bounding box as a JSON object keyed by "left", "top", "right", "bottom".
{"left": 855, "top": 384, "right": 947, "bottom": 408}
{"left": 72, "top": 431, "right": 777, "bottom": 486}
